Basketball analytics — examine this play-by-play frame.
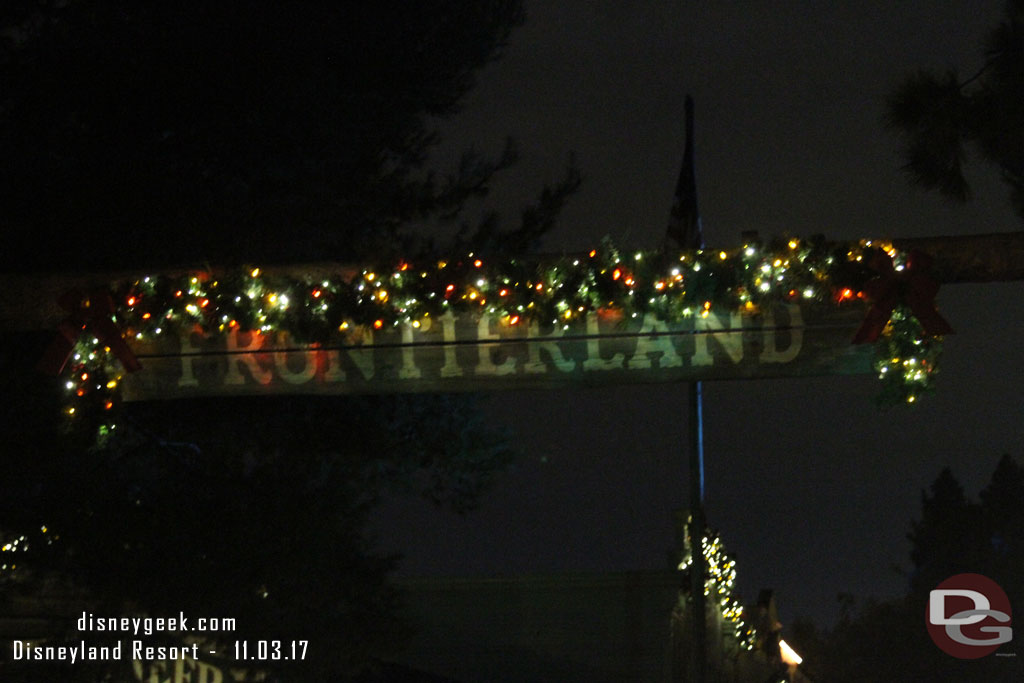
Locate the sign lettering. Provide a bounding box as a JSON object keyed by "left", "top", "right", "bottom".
{"left": 119, "top": 303, "right": 873, "bottom": 400}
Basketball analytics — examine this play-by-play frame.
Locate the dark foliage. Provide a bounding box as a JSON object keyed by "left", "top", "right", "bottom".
{"left": 1, "top": 355, "right": 514, "bottom": 679}
{"left": 0, "top": 1, "right": 578, "bottom": 680}
{"left": 0, "top": 0, "right": 581, "bottom": 272}
{"left": 886, "top": 0, "right": 1024, "bottom": 221}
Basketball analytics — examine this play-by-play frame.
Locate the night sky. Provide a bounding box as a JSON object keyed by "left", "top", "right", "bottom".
{"left": 371, "top": 0, "right": 1024, "bottom": 629}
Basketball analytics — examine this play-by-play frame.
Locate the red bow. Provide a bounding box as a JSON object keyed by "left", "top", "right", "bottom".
{"left": 852, "top": 249, "right": 954, "bottom": 344}
{"left": 37, "top": 288, "right": 142, "bottom": 375}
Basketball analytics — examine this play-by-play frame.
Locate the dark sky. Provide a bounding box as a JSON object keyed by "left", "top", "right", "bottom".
{"left": 371, "top": 0, "right": 1024, "bottom": 629}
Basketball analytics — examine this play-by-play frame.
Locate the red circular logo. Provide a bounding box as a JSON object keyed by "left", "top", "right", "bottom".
{"left": 926, "top": 573, "right": 1013, "bottom": 658}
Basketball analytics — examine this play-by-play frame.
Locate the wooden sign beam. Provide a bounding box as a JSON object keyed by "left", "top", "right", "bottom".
{"left": 2, "top": 232, "right": 1021, "bottom": 400}
{"left": 892, "top": 231, "right": 1024, "bottom": 283}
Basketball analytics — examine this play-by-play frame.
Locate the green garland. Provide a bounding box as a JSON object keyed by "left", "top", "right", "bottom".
{"left": 54, "top": 236, "right": 947, "bottom": 442}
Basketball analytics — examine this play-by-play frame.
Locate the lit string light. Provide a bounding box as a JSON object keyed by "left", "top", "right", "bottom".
{"left": 679, "top": 525, "right": 757, "bottom": 651}
{"left": 1, "top": 526, "right": 54, "bottom": 579}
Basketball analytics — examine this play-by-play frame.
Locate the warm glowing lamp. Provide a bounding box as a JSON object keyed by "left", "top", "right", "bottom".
{"left": 779, "top": 638, "right": 803, "bottom": 666}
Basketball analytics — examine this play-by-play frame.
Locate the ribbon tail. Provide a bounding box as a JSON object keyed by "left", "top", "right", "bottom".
{"left": 907, "top": 298, "right": 954, "bottom": 337}
{"left": 905, "top": 276, "right": 953, "bottom": 337}
{"left": 852, "top": 300, "right": 896, "bottom": 345}
{"left": 91, "top": 318, "right": 143, "bottom": 373}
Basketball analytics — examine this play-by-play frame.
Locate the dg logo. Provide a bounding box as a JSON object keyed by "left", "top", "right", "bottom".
{"left": 927, "top": 573, "right": 1013, "bottom": 658}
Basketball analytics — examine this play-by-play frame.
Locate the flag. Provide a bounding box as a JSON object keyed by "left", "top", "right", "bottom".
{"left": 666, "top": 95, "right": 704, "bottom": 250}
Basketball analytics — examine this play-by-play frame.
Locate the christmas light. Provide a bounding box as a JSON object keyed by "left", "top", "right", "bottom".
{"left": 679, "top": 523, "right": 757, "bottom": 651}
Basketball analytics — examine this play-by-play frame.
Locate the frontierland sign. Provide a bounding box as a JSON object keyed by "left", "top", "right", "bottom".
{"left": 121, "top": 304, "right": 872, "bottom": 400}
{"left": 8, "top": 231, "right": 1017, "bottom": 406}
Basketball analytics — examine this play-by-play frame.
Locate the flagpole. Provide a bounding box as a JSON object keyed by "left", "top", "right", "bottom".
{"left": 668, "top": 95, "right": 707, "bottom": 683}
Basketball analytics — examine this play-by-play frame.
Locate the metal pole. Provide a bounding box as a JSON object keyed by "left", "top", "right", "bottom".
{"left": 667, "top": 95, "right": 708, "bottom": 683}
